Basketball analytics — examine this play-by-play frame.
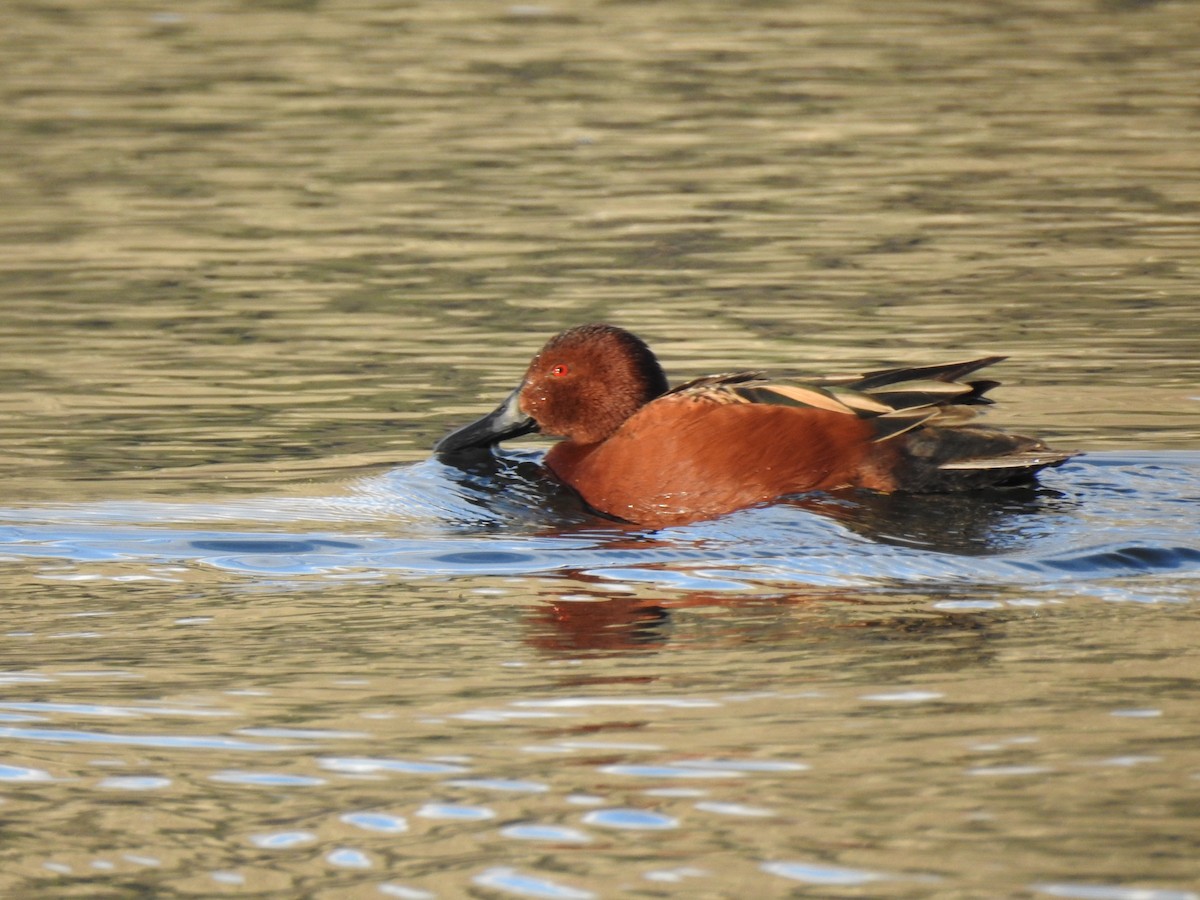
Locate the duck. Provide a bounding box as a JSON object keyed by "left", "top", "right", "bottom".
{"left": 435, "top": 323, "right": 1075, "bottom": 527}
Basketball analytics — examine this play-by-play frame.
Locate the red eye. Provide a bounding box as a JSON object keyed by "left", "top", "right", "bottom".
{"left": 551, "top": 364, "right": 569, "bottom": 377}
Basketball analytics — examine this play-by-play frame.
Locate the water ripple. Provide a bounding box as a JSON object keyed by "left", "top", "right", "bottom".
{"left": 317, "top": 757, "right": 468, "bottom": 775}
{"left": 416, "top": 803, "right": 495, "bottom": 821}
{"left": 694, "top": 801, "right": 775, "bottom": 817}
{"left": 0, "top": 763, "right": 54, "bottom": 782}
{"left": 249, "top": 831, "right": 317, "bottom": 849}
{"left": 340, "top": 811, "right": 408, "bottom": 833}
{"left": 378, "top": 886, "right": 436, "bottom": 900}
{"left": 210, "top": 771, "right": 326, "bottom": 787}
{"left": 601, "top": 764, "right": 740, "bottom": 779}
{"left": 472, "top": 866, "right": 596, "bottom": 899}
{"left": 0, "top": 726, "right": 297, "bottom": 751}
{"left": 326, "top": 847, "right": 372, "bottom": 869}
{"left": 97, "top": 776, "right": 171, "bottom": 791}
{"left": 0, "top": 454, "right": 1195, "bottom": 599}
{"left": 671, "top": 759, "right": 808, "bottom": 772}
{"left": 500, "top": 824, "right": 592, "bottom": 843}
{"left": 762, "top": 861, "right": 888, "bottom": 885}
{"left": 582, "top": 809, "right": 678, "bottom": 830}
{"left": 1032, "top": 885, "right": 1198, "bottom": 900}
{"left": 513, "top": 697, "right": 721, "bottom": 710}
{"left": 446, "top": 778, "right": 549, "bottom": 793}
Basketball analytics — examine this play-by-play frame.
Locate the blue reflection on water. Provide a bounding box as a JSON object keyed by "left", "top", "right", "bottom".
{"left": 340, "top": 811, "right": 409, "bottom": 833}
{"left": 0, "top": 763, "right": 54, "bottom": 781}
{"left": 416, "top": 803, "right": 495, "bottom": 821}
{"left": 582, "top": 808, "right": 678, "bottom": 830}
{"left": 249, "top": 831, "right": 316, "bottom": 849}
{"left": 0, "top": 727, "right": 298, "bottom": 751}
{"left": 601, "top": 764, "right": 740, "bottom": 779}
{"left": 318, "top": 757, "right": 468, "bottom": 775}
{"left": 473, "top": 866, "right": 596, "bottom": 899}
{"left": 762, "top": 860, "right": 886, "bottom": 884}
{"left": 96, "top": 776, "right": 171, "bottom": 790}
{"left": 501, "top": 823, "right": 592, "bottom": 843}
{"left": 210, "top": 770, "right": 326, "bottom": 786}
{"left": 326, "top": 847, "right": 372, "bottom": 869}
{"left": 0, "top": 453, "right": 1195, "bottom": 598}
{"left": 1031, "top": 884, "right": 1198, "bottom": 900}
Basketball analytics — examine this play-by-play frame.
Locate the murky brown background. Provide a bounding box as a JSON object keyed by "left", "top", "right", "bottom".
{"left": 1, "top": 1, "right": 1198, "bottom": 897}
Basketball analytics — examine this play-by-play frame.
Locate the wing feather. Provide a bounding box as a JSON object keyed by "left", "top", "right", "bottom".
{"left": 664, "top": 355, "right": 1013, "bottom": 445}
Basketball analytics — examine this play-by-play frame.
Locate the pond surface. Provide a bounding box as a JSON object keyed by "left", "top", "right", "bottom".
{"left": 1, "top": 1, "right": 1199, "bottom": 898}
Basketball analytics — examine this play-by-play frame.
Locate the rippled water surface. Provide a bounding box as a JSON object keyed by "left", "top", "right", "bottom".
{"left": 2, "top": 1, "right": 1199, "bottom": 897}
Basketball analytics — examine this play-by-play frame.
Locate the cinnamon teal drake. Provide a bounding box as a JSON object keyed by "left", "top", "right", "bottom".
{"left": 435, "top": 324, "right": 1076, "bottom": 527}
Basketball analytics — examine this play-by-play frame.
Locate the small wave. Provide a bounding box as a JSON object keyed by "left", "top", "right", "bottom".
{"left": 0, "top": 453, "right": 1195, "bottom": 598}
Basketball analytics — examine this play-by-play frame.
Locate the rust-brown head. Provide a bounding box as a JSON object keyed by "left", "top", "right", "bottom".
{"left": 435, "top": 324, "right": 670, "bottom": 454}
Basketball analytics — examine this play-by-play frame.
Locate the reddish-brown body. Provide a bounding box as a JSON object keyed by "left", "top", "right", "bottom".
{"left": 435, "top": 323, "right": 1074, "bottom": 528}
{"left": 545, "top": 402, "right": 899, "bottom": 526}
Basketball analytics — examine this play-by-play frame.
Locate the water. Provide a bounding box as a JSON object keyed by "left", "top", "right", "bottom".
{"left": 2, "top": 0, "right": 1199, "bottom": 897}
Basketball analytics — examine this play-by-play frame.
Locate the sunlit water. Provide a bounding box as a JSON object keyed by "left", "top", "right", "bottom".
{"left": 2, "top": 1, "right": 1199, "bottom": 898}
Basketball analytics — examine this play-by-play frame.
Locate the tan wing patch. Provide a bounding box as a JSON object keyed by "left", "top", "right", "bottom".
{"left": 731, "top": 383, "right": 860, "bottom": 414}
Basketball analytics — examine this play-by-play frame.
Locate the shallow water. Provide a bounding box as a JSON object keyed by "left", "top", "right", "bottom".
{"left": 2, "top": 0, "right": 1200, "bottom": 898}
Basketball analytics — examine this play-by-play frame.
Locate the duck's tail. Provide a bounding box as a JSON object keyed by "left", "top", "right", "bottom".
{"left": 829, "top": 356, "right": 1078, "bottom": 490}
{"left": 893, "top": 423, "right": 1076, "bottom": 491}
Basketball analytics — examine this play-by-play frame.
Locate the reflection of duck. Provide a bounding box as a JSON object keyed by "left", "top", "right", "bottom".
{"left": 437, "top": 324, "right": 1076, "bottom": 527}
{"left": 531, "top": 593, "right": 671, "bottom": 654}
{"left": 525, "top": 580, "right": 1000, "bottom": 667}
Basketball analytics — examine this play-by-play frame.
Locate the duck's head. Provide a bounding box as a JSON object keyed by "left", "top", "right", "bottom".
{"left": 435, "top": 323, "right": 669, "bottom": 453}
